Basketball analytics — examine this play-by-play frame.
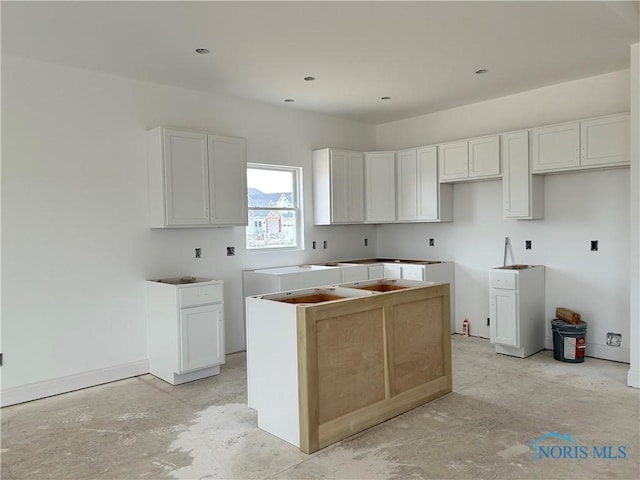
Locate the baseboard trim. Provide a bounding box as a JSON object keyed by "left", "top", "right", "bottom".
{"left": 627, "top": 369, "right": 640, "bottom": 389}
{"left": 545, "top": 336, "right": 630, "bottom": 363}
{"left": 1, "top": 359, "right": 150, "bottom": 407}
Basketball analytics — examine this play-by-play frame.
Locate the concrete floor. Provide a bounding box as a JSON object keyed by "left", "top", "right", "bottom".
{"left": 2, "top": 335, "right": 639, "bottom": 479}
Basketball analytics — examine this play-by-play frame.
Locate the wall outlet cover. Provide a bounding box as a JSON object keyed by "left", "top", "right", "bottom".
{"left": 606, "top": 332, "right": 622, "bottom": 347}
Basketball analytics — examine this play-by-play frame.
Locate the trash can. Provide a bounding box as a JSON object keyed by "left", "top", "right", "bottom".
{"left": 551, "top": 318, "right": 587, "bottom": 363}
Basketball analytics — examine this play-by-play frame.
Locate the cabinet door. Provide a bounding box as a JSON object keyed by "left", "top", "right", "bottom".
{"left": 396, "top": 149, "right": 419, "bottom": 221}
{"left": 469, "top": 135, "right": 500, "bottom": 178}
{"left": 416, "top": 146, "right": 439, "bottom": 220}
{"left": 531, "top": 122, "right": 580, "bottom": 172}
{"left": 163, "top": 129, "right": 210, "bottom": 226}
{"left": 347, "top": 152, "right": 365, "bottom": 222}
{"left": 208, "top": 135, "right": 248, "bottom": 226}
{"left": 580, "top": 113, "right": 630, "bottom": 167}
{"left": 401, "top": 264, "right": 424, "bottom": 281}
{"left": 365, "top": 152, "right": 396, "bottom": 222}
{"left": 329, "top": 150, "right": 350, "bottom": 223}
{"left": 383, "top": 263, "right": 402, "bottom": 279}
{"left": 368, "top": 265, "right": 384, "bottom": 280}
{"left": 503, "top": 131, "right": 535, "bottom": 219}
{"left": 179, "top": 303, "right": 224, "bottom": 373}
{"left": 438, "top": 141, "right": 468, "bottom": 181}
{"left": 489, "top": 289, "right": 519, "bottom": 347}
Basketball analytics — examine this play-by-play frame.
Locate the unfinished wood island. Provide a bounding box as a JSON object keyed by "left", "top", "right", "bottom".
{"left": 245, "top": 279, "right": 452, "bottom": 454}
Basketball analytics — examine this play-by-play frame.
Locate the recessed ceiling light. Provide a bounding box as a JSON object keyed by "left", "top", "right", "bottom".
{"left": 381, "top": 96, "right": 391, "bottom": 100}
{"left": 475, "top": 69, "right": 488, "bottom": 74}
{"left": 195, "top": 48, "right": 210, "bottom": 54}
{"left": 304, "top": 76, "right": 315, "bottom": 81}
{"left": 284, "top": 98, "right": 295, "bottom": 103}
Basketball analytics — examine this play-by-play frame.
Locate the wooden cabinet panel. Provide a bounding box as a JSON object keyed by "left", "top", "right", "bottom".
{"left": 316, "top": 309, "right": 385, "bottom": 423}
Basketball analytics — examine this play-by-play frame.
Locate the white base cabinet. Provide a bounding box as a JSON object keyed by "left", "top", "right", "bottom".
{"left": 147, "top": 278, "right": 225, "bottom": 385}
{"left": 489, "top": 266, "right": 545, "bottom": 358}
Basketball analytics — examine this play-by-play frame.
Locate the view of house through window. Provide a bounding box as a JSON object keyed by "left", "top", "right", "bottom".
{"left": 246, "top": 164, "right": 302, "bottom": 250}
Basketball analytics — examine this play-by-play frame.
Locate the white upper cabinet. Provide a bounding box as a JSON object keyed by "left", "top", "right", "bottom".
{"left": 147, "top": 127, "right": 247, "bottom": 228}
{"left": 439, "top": 135, "right": 500, "bottom": 182}
{"left": 208, "top": 135, "right": 248, "bottom": 226}
{"left": 438, "top": 141, "right": 468, "bottom": 181}
{"left": 397, "top": 146, "right": 453, "bottom": 222}
{"left": 468, "top": 135, "right": 501, "bottom": 178}
{"left": 531, "top": 113, "right": 629, "bottom": 173}
{"left": 531, "top": 122, "right": 580, "bottom": 172}
{"left": 580, "top": 113, "right": 630, "bottom": 167}
{"left": 502, "top": 131, "right": 543, "bottom": 220}
{"left": 312, "top": 148, "right": 364, "bottom": 225}
{"left": 365, "top": 151, "right": 396, "bottom": 223}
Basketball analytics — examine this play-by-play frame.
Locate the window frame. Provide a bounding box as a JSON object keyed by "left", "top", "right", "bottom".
{"left": 245, "top": 163, "right": 303, "bottom": 252}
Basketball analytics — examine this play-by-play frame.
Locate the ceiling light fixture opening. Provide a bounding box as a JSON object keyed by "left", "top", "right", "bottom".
{"left": 284, "top": 98, "right": 295, "bottom": 103}
{"left": 195, "top": 48, "right": 210, "bottom": 54}
{"left": 475, "top": 69, "right": 488, "bottom": 74}
{"left": 304, "top": 76, "right": 315, "bottom": 81}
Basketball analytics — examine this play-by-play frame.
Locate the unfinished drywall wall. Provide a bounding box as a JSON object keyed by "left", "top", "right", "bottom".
{"left": 1, "top": 55, "right": 376, "bottom": 403}
{"left": 376, "top": 70, "right": 632, "bottom": 362}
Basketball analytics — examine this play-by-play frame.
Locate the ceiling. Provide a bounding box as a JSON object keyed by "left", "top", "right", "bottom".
{"left": 2, "top": 1, "right": 639, "bottom": 124}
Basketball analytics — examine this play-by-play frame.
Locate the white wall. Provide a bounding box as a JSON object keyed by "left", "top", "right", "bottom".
{"left": 1, "top": 55, "right": 377, "bottom": 400}
{"left": 376, "top": 71, "right": 632, "bottom": 363}
{"left": 629, "top": 43, "right": 640, "bottom": 388}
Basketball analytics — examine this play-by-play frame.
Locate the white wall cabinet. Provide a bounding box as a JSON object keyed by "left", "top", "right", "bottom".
{"left": 439, "top": 136, "right": 500, "bottom": 182}
{"left": 531, "top": 113, "right": 629, "bottom": 173}
{"left": 502, "top": 131, "right": 544, "bottom": 219}
{"left": 489, "top": 266, "right": 545, "bottom": 358}
{"left": 147, "top": 279, "right": 225, "bottom": 385}
{"left": 469, "top": 135, "right": 501, "bottom": 178}
{"left": 438, "top": 140, "right": 468, "bottom": 181}
{"left": 397, "top": 146, "right": 453, "bottom": 222}
{"left": 147, "top": 127, "right": 247, "bottom": 228}
{"left": 312, "top": 148, "right": 364, "bottom": 224}
{"left": 365, "top": 151, "right": 396, "bottom": 223}
{"left": 580, "top": 113, "right": 630, "bottom": 167}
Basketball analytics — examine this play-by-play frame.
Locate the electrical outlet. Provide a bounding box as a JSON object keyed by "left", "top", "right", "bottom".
{"left": 525, "top": 240, "right": 532, "bottom": 250}
{"left": 195, "top": 248, "right": 201, "bottom": 259}
{"left": 591, "top": 240, "right": 598, "bottom": 251}
{"left": 429, "top": 238, "right": 435, "bottom": 247}
{"left": 364, "top": 238, "right": 368, "bottom": 247}
{"left": 226, "top": 246, "right": 235, "bottom": 256}
{"left": 606, "top": 332, "right": 621, "bottom": 347}
{"left": 312, "top": 241, "right": 317, "bottom": 250}
{"left": 323, "top": 240, "right": 328, "bottom": 249}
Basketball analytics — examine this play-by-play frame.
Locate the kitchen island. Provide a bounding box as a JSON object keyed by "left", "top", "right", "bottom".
{"left": 246, "top": 279, "right": 452, "bottom": 454}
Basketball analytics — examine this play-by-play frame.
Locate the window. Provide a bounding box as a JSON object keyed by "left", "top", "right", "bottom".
{"left": 246, "top": 164, "right": 302, "bottom": 250}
